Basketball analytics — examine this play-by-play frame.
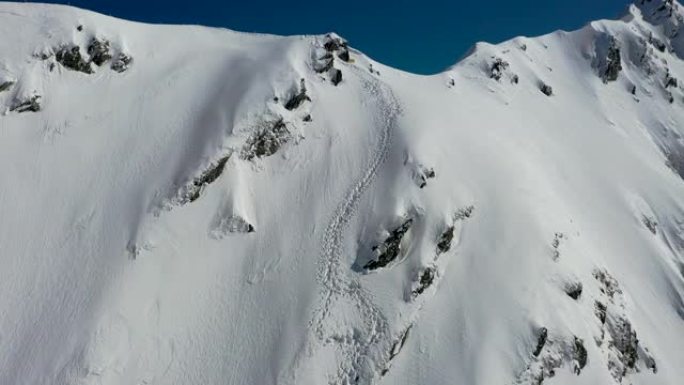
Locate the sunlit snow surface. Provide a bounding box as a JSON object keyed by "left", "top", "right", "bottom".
{"left": 0, "top": 1, "right": 683, "bottom": 384}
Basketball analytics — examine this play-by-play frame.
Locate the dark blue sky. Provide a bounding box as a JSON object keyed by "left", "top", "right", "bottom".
{"left": 40, "top": 0, "right": 630, "bottom": 74}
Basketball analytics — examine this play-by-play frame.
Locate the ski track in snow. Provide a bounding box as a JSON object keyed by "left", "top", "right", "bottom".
{"left": 308, "top": 67, "right": 402, "bottom": 385}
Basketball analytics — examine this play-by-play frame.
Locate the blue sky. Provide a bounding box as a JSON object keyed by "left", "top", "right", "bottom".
{"left": 40, "top": 0, "right": 630, "bottom": 74}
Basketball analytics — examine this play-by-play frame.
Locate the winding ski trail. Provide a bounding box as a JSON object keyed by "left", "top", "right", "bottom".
{"left": 307, "top": 68, "right": 402, "bottom": 384}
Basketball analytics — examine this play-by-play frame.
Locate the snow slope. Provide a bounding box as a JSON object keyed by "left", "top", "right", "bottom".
{"left": 0, "top": 1, "right": 683, "bottom": 384}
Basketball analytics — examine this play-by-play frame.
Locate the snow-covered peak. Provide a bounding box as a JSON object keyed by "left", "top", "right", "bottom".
{"left": 1, "top": 3, "right": 683, "bottom": 385}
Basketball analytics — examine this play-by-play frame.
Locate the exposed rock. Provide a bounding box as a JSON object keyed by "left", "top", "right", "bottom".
{"left": 323, "top": 34, "right": 348, "bottom": 53}
{"left": 606, "top": 315, "right": 640, "bottom": 380}
{"left": 381, "top": 325, "right": 412, "bottom": 376}
{"left": 436, "top": 226, "right": 454, "bottom": 254}
{"left": 211, "top": 215, "right": 255, "bottom": 239}
{"left": 593, "top": 269, "right": 622, "bottom": 298}
{"left": 10, "top": 95, "right": 41, "bottom": 113}
{"left": 330, "top": 68, "right": 343, "bottom": 86}
{"left": 665, "top": 71, "right": 678, "bottom": 88}
{"left": 595, "top": 301, "right": 608, "bottom": 324}
{"left": 241, "top": 119, "right": 291, "bottom": 160}
{"left": 412, "top": 267, "right": 435, "bottom": 297}
{"left": 284, "top": 78, "right": 311, "bottom": 110}
{"left": 573, "top": 337, "right": 588, "bottom": 374}
{"left": 540, "top": 82, "right": 553, "bottom": 96}
{"left": 564, "top": 281, "right": 583, "bottom": 300}
{"left": 76, "top": 24, "right": 83, "bottom": 32}
{"left": 533, "top": 327, "right": 548, "bottom": 357}
{"left": 185, "top": 155, "right": 230, "bottom": 203}
{"left": 642, "top": 215, "right": 658, "bottom": 234}
{"left": 337, "top": 48, "right": 351, "bottom": 62}
{"left": 56, "top": 45, "right": 93, "bottom": 74}
{"left": 111, "top": 53, "right": 133, "bottom": 73}
{"left": 87, "top": 38, "right": 112, "bottom": 66}
{"left": 313, "top": 52, "right": 334, "bottom": 74}
{"left": 599, "top": 37, "right": 622, "bottom": 83}
{"left": 302, "top": 114, "right": 312, "bottom": 122}
{"left": 490, "top": 57, "right": 510, "bottom": 81}
{"left": 365, "top": 218, "right": 413, "bottom": 270}
{"left": 551, "top": 232, "right": 564, "bottom": 260}
{"left": 322, "top": 34, "right": 351, "bottom": 63}
{"left": 414, "top": 166, "right": 435, "bottom": 188}
{"left": 454, "top": 205, "right": 474, "bottom": 220}
{"left": 0, "top": 81, "right": 14, "bottom": 93}
{"left": 649, "top": 33, "right": 667, "bottom": 52}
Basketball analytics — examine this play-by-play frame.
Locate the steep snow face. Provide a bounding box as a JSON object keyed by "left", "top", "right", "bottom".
{"left": 1, "top": 1, "right": 684, "bottom": 385}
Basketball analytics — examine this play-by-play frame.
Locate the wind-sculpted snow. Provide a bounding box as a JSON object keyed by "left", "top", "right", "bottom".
{"left": 1, "top": 1, "right": 684, "bottom": 385}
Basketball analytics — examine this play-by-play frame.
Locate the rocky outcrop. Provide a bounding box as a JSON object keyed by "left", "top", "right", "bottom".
{"left": 564, "top": 281, "right": 583, "bottom": 300}
{"left": 87, "top": 38, "right": 112, "bottom": 66}
{"left": 241, "top": 119, "right": 291, "bottom": 160}
{"left": 0, "top": 80, "right": 13, "bottom": 93}
{"left": 284, "top": 79, "right": 311, "bottom": 110}
{"left": 642, "top": 215, "right": 658, "bottom": 234}
{"left": 314, "top": 34, "right": 347, "bottom": 86}
{"left": 592, "top": 268, "right": 658, "bottom": 382}
{"left": 411, "top": 267, "right": 436, "bottom": 297}
{"left": 597, "top": 36, "right": 622, "bottom": 83}
{"left": 365, "top": 218, "right": 413, "bottom": 270}
{"left": 415, "top": 167, "right": 435, "bottom": 188}
{"left": 111, "top": 53, "right": 133, "bottom": 73}
{"left": 454, "top": 205, "right": 475, "bottom": 220}
{"left": 573, "top": 337, "right": 588, "bottom": 374}
{"left": 330, "top": 68, "right": 343, "bottom": 86}
{"left": 533, "top": 327, "right": 548, "bottom": 357}
{"left": 56, "top": 45, "right": 93, "bottom": 74}
{"left": 540, "top": 82, "right": 553, "bottom": 96}
{"left": 182, "top": 155, "right": 230, "bottom": 203}
{"left": 381, "top": 326, "right": 412, "bottom": 376}
{"left": 516, "top": 330, "right": 591, "bottom": 384}
{"left": 10, "top": 94, "right": 41, "bottom": 113}
{"left": 436, "top": 226, "right": 454, "bottom": 254}
{"left": 210, "top": 214, "right": 255, "bottom": 239}
{"left": 490, "top": 57, "right": 509, "bottom": 81}
{"left": 489, "top": 57, "right": 519, "bottom": 84}
{"left": 551, "top": 232, "right": 564, "bottom": 260}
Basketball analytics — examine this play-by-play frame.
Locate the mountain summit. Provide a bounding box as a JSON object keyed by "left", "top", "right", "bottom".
{"left": 0, "top": 2, "right": 683, "bottom": 385}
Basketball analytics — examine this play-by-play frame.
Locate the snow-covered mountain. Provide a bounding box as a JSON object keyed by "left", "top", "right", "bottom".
{"left": 1, "top": 1, "right": 684, "bottom": 384}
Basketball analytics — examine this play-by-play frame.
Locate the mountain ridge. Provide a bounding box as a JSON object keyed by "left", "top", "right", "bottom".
{"left": 0, "top": 1, "right": 683, "bottom": 385}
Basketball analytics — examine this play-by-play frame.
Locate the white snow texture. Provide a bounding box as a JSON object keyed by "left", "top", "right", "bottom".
{"left": 0, "top": 1, "right": 683, "bottom": 384}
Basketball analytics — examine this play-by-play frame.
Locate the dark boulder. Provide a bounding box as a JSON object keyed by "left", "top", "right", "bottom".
{"left": 284, "top": 79, "right": 311, "bottom": 110}
{"left": 564, "top": 281, "right": 583, "bottom": 300}
{"left": 365, "top": 218, "right": 413, "bottom": 270}
{"left": 331, "top": 68, "right": 343, "bottom": 86}
{"left": 533, "top": 327, "right": 548, "bottom": 357}
{"left": 540, "top": 83, "right": 553, "bottom": 96}
{"left": 337, "top": 48, "right": 351, "bottom": 62}
{"left": 56, "top": 45, "right": 93, "bottom": 74}
{"left": 436, "top": 226, "right": 454, "bottom": 254}
{"left": 87, "top": 38, "right": 112, "bottom": 66}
